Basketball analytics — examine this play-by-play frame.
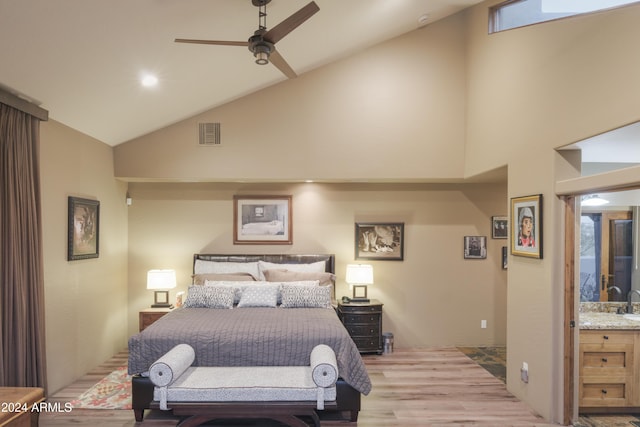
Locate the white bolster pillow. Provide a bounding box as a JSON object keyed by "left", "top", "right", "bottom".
{"left": 310, "top": 344, "right": 338, "bottom": 387}
{"left": 149, "top": 343, "right": 195, "bottom": 387}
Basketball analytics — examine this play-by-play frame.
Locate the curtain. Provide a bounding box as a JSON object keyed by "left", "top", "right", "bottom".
{"left": 0, "top": 102, "right": 47, "bottom": 390}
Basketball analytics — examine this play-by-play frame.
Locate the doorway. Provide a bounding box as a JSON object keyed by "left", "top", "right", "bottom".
{"left": 580, "top": 211, "right": 633, "bottom": 302}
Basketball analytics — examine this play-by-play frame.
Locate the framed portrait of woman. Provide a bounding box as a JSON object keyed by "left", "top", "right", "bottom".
{"left": 510, "top": 194, "right": 543, "bottom": 259}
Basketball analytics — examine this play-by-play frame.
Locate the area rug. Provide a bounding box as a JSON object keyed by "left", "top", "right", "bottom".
{"left": 69, "top": 366, "right": 132, "bottom": 410}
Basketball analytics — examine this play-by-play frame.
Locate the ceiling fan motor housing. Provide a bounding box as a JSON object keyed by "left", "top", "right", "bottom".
{"left": 249, "top": 32, "right": 273, "bottom": 64}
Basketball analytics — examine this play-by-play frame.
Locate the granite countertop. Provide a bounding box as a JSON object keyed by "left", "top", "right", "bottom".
{"left": 580, "top": 312, "right": 640, "bottom": 330}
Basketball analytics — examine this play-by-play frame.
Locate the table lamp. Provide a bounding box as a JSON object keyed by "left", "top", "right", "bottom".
{"left": 346, "top": 264, "right": 373, "bottom": 302}
{"left": 147, "top": 269, "right": 177, "bottom": 308}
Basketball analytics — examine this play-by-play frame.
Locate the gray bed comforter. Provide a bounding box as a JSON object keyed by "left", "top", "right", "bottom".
{"left": 128, "top": 307, "right": 372, "bottom": 395}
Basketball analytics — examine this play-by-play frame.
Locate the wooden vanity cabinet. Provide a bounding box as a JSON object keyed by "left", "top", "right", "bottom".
{"left": 579, "top": 330, "right": 637, "bottom": 409}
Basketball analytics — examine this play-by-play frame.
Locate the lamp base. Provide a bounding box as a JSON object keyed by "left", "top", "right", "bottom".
{"left": 352, "top": 284, "right": 369, "bottom": 302}
{"left": 151, "top": 303, "right": 174, "bottom": 309}
{"left": 152, "top": 290, "right": 173, "bottom": 309}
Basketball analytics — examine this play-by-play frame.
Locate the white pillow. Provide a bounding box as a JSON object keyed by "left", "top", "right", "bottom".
{"left": 237, "top": 284, "right": 279, "bottom": 308}
{"left": 257, "top": 260, "right": 326, "bottom": 280}
{"left": 194, "top": 260, "right": 260, "bottom": 278}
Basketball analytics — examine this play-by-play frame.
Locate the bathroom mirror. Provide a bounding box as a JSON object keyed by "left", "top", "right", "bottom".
{"left": 579, "top": 190, "right": 639, "bottom": 302}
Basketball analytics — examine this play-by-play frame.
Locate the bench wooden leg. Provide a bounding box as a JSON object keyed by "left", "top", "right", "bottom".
{"left": 134, "top": 409, "right": 144, "bottom": 422}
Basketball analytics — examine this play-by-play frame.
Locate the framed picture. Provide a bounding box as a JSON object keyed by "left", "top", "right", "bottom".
{"left": 67, "top": 196, "right": 99, "bottom": 261}
{"left": 464, "top": 236, "right": 487, "bottom": 259}
{"left": 502, "top": 246, "right": 508, "bottom": 269}
{"left": 511, "top": 194, "right": 543, "bottom": 259}
{"left": 492, "top": 216, "right": 508, "bottom": 239}
{"left": 355, "top": 222, "right": 404, "bottom": 261}
{"left": 233, "top": 195, "right": 292, "bottom": 244}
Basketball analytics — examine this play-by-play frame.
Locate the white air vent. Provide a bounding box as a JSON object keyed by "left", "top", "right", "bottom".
{"left": 198, "top": 122, "right": 221, "bottom": 146}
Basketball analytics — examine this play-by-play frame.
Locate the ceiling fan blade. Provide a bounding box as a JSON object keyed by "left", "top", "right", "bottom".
{"left": 263, "top": 1, "right": 319, "bottom": 44}
{"left": 269, "top": 49, "right": 297, "bottom": 79}
{"left": 175, "top": 38, "right": 249, "bottom": 47}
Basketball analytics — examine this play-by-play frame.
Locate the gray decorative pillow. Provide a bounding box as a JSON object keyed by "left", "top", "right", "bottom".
{"left": 184, "top": 285, "right": 234, "bottom": 309}
{"left": 280, "top": 284, "right": 332, "bottom": 308}
{"left": 237, "top": 284, "right": 279, "bottom": 308}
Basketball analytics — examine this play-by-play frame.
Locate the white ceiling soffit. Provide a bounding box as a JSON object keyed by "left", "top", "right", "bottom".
{"left": 560, "top": 121, "right": 640, "bottom": 163}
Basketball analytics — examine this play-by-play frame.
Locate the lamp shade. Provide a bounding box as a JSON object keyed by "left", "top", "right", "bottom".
{"left": 345, "top": 264, "right": 374, "bottom": 285}
{"left": 147, "top": 269, "right": 177, "bottom": 290}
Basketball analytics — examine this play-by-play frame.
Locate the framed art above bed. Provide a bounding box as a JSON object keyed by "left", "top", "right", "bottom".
{"left": 233, "top": 195, "right": 292, "bottom": 245}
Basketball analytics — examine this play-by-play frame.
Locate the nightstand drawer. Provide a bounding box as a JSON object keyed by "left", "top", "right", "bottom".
{"left": 339, "top": 304, "right": 382, "bottom": 314}
{"left": 341, "top": 313, "right": 380, "bottom": 325}
{"left": 345, "top": 324, "right": 380, "bottom": 337}
{"left": 352, "top": 337, "right": 381, "bottom": 351}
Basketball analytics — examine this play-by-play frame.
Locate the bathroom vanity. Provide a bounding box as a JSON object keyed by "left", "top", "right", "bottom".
{"left": 580, "top": 307, "right": 640, "bottom": 412}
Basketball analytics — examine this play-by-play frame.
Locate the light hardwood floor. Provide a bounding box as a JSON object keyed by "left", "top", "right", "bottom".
{"left": 42, "top": 347, "right": 556, "bottom": 426}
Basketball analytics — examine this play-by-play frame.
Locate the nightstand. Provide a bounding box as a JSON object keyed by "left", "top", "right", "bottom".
{"left": 139, "top": 307, "right": 172, "bottom": 332}
{"left": 337, "top": 299, "right": 383, "bottom": 354}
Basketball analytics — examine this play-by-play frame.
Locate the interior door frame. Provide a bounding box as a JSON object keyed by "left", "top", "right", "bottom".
{"left": 563, "top": 195, "right": 576, "bottom": 426}
{"left": 563, "top": 189, "right": 639, "bottom": 425}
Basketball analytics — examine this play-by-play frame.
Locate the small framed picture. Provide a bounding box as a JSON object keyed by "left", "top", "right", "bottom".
{"left": 492, "top": 216, "right": 508, "bottom": 239}
{"left": 355, "top": 222, "right": 404, "bottom": 261}
{"left": 464, "top": 236, "right": 487, "bottom": 259}
{"left": 233, "top": 195, "right": 292, "bottom": 244}
{"left": 511, "top": 194, "right": 543, "bottom": 259}
{"left": 68, "top": 196, "right": 100, "bottom": 261}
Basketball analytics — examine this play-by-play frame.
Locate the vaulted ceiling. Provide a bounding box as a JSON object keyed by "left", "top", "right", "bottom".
{"left": 0, "top": 0, "right": 483, "bottom": 146}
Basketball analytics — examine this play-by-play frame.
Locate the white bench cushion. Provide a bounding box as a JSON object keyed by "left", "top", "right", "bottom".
{"left": 153, "top": 366, "right": 336, "bottom": 405}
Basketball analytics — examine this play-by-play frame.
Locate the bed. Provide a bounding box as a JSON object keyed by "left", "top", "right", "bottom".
{"left": 128, "top": 254, "right": 370, "bottom": 422}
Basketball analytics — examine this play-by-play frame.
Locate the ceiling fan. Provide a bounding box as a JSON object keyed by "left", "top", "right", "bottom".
{"left": 175, "top": 0, "right": 320, "bottom": 79}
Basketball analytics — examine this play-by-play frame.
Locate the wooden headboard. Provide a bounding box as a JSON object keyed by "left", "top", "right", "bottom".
{"left": 193, "top": 254, "right": 335, "bottom": 274}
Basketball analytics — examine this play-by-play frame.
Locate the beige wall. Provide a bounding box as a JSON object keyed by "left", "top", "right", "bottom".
{"left": 40, "top": 120, "right": 129, "bottom": 394}
{"left": 126, "top": 182, "right": 508, "bottom": 345}
{"left": 463, "top": 1, "right": 640, "bottom": 423}
{"left": 114, "top": 12, "right": 467, "bottom": 182}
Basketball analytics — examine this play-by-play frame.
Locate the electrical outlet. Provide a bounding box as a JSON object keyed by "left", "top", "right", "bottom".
{"left": 521, "top": 362, "right": 529, "bottom": 383}
{"left": 481, "top": 320, "right": 487, "bottom": 329}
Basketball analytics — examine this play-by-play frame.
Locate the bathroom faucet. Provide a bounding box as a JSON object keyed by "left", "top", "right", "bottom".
{"left": 627, "top": 289, "right": 640, "bottom": 314}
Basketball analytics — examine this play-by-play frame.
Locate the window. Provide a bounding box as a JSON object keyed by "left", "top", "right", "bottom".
{"left": 490, "top": 0, "right": 640, "bottom": 33}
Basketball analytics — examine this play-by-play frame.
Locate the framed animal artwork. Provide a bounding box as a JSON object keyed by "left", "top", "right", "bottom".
{"left": 355, "top": 222, "right": 404, "bottom": 261}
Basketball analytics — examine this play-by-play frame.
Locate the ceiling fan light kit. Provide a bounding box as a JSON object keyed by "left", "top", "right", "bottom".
{"left": 249, "top": 32, "right": 274, "bottom": 65}
{"left": 175, "top": 0, "right": 319, "bottom": 78}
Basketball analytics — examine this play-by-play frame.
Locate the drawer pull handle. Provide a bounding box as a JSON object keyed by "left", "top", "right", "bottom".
{"left": 603, "top": 335, "right": 609, "bottom": 340}
{"left": 602, "top": 389, "right": 608, "bottom": 394}
{"left": 601, "top": 358, "right": 608, "bottom": 363}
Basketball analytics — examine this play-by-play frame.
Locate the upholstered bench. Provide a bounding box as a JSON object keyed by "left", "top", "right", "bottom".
{"left": 148, "top": 343, "right": 339, "bottom": 427}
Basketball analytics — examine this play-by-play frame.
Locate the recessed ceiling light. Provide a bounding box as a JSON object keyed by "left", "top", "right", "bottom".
{"left": 581, "top": 194, "right": 609, "bottom": 206}
{"left": 141, "top": 74, "right": 158, "bottom": 87}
